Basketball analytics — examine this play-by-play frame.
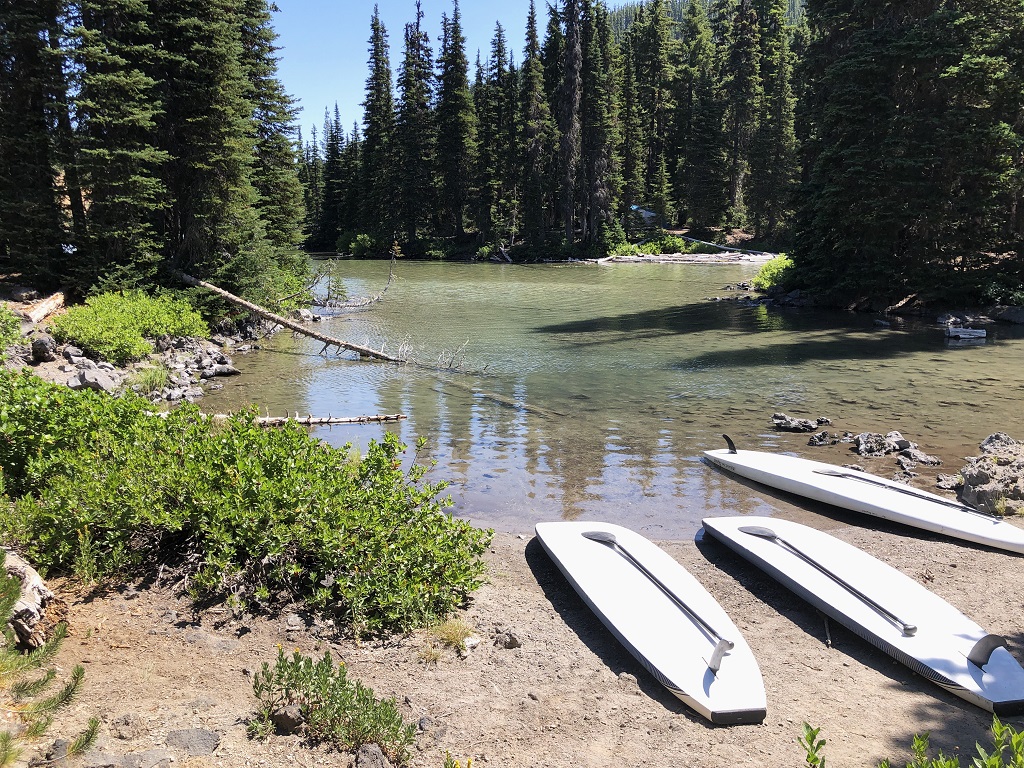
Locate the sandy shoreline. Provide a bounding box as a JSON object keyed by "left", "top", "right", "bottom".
{"left": 47, "top": 496, "right": 1024, "bottom": 768}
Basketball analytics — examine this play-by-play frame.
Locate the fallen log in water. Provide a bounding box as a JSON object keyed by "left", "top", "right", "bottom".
{"left": 155, "top": 411, "right": 407, "bottom": 426}
{"left": 176, "top": 272, "right": 406, "bottom": 363}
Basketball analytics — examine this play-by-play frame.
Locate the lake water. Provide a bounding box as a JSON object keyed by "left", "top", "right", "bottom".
{"left": 201, "top": 259, "right": 1024, "bottom": 538}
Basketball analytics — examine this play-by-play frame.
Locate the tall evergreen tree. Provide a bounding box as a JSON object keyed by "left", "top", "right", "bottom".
{"left": 435, "top": 1, "right": 476, "bottom": 239}
{"left": 680, "top": 0, "right": 729, "bottom": 229}
{"left": 580, "top": 0, "right": 618, "bottom": 246}
{"left": 557, "top": 0, "right": 583, "bottom": 242}
{"left": 74, "top": 0, "right": 168, "bottom": 289}
{"left": 361, "top": 5, "right": 395, "bottom": 246}
{"left": 239, "top": 0, "right": 305, "bottom": 250}
{"left": 521, "top": 0, "right": 554, "bottom": 248}
{"left": 745, "top": 0, "right": 797, "bottom": 239}
{"left": 0, "top": 1, "right": 66, "bottom": 284}
{"left": 721, "top": 0, "right": 761, "bottom": 221}
{"left": 317, "top": 107, "right": 344, "bottom": 250}
{"left": 619, "top": 34, "right": 645, "bottom": 236}
{"left": 794, "top": 0, "right": 1024, "bottom": 301}
{"left": 394, "top": 1, "right": 435, "bottom": 247}
{"left": 148, "top": 0, "right": 270, "bottom": 293}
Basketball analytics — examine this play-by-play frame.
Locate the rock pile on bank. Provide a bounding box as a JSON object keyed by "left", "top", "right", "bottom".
{"left": 955, "top": 433, "right": 1024, "bottom": 516}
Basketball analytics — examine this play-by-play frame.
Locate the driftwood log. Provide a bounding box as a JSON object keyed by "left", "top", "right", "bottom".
{"left": 176, "top": 272, "right": 406, "bottom": 363}
{"left": 155, "top": 411, "right": 407, "bottom": 426}
{"left": 4, "top": 550, "right": 55, "bottom": 648}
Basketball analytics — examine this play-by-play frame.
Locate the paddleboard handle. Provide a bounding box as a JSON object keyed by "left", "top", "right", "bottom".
{"left": 722, "top": 434, "right": 738, "bottom": 454}
{"left": 967, "top": 634, "right": 1009, "bottom": 668}
{"left": 582, "top": 530, "right": 735, "bottom": 671}
{"left": 738, "top": 525, "right": 918, "bottom": 637}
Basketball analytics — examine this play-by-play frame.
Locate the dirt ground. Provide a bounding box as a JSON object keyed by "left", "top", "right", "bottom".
{"left": 34, "top": 505, "right": 1024, "bottom": 768}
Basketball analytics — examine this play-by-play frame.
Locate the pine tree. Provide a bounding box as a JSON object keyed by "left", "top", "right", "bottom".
{"left": 435, "top": 1, "right": 476, "bottom": 239}
{"left": 794, "top": 0, "right": 1024, "bottom": 301}
{"left": 239, "top": 0, "right": 305, "bottom": 250}
{"left": 72, "top": 0, "right": 169, "bottom": 290}
{"left": 361, "top": 5, "right": 395, "bottom": 247}
{"left": 0, "top": 1, "right": 67, "bottom": 285}
{"left": 580, "top": 0, "right": 619, "bottom": 247}
{"left": 297, "top": 125, "right": 324, "bottom": 247}
{"left": 557, "top": 0, "right": 583, "bottom": 243}
{"left": 680, "top": 0, "right": 729, "bottom": 230}
{"left": 521, "top": 0, "right": 554, "bottom": 249}
{"left": 148, "top": 0, "right": 269, "bottom": 292}
{"left": 394, "top": 1, "right": 435, "bottom": 248}
{"left": 619, "top": 34, "right": 645, "bottom": 236}
{"left": 721, "top": 0, "right": 761, "bottom": 222}
{"left": 318, "top": 107, "right": 344, "bottom": 250}
{"left": 745, "top": 0, "right": 797, "bottom": 239}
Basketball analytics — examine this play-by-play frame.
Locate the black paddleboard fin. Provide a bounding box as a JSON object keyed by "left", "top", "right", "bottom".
{"left": 967, "top": 634, "right": 1008, "bottom": 668}
{"left": 722, "top": 434, "right": 738, "bottom": 454}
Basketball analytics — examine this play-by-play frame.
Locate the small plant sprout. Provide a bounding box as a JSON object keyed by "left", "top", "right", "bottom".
{"left": 429, "top": 618, "right": 475, "bottom": 653}
{"left": 799, "top": 722, "right": 827, "bottom": 768}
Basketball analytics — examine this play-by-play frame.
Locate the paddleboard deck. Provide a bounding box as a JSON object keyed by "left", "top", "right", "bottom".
{"left": 702, "top": 515, "right": 1024, "bottom": 714}
{"left": 535, "top": 521, "right": 766, "bottom": 725}
{"left": 704, "top": 446, "right": 1024, "bottom": 555}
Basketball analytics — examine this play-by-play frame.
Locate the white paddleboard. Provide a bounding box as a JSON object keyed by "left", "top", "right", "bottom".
{"left": 535, "top": 521, "right": 766, "bottom": 725}
{"left": 704, "top": 445, "right": 1024, "bottom": 554}
{"left": 702, "top": 515, "right": 1024, "bottom": 714}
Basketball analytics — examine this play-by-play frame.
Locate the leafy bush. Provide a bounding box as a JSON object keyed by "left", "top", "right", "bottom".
{"left": 350, "top": 233, "right": 376, "bottom": 257}
{"left": 0, "top": 370, "right": 492, "bottom": 635}
{"left": 250, "top": 647, "right": 415, "bottom": 763}
{"left": 51, "top": 291, "right": 208, "bottom": 366}
{"left": 608, "top": 242, "right": 643, "bottom": 257}
{"left": 640, "top": 234, "right": 701, "bottom": 255}
{"left": 0, "top": 304, "right": 20, "bottom": 360}
{"left": 751, "top": 254, "right": 794, "bottom": 291}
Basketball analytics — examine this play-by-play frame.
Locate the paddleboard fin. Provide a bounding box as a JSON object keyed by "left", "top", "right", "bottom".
{"left": 708, "top": 637, "right": 734, "bottom": 673}
{"left": 967, "top": 634, "right": 1009, "bottom": 668}
{"left": 722, "top": 434, "right": 738, "bottom": 454}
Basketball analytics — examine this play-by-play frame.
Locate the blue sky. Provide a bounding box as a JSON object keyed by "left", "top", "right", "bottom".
{"left": 272, "top": 0, "right": 538, "bottom": 139}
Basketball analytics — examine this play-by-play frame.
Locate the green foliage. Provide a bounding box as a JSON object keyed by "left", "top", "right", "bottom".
{"left": 751, "top": 254, "right": 794, "bottom": 290}
{"left": 50, "top": 291, "right": 207, "bottom": 366}
{"left": 250, "top": 647, "right": 415, "bottom": 764}
{"left": 350, "top": 233, "right": 377, "bottom": 258}
{"left": 0, "top": 552, "right": 98, "bottom": 766}
{"left": 609, "top": 242, "right": 643, "bottom": 257}
{"left": 641, "top": 234, "right": 701, "bottom": 255}
{"left": 127, "top": 363, "right": 170, "bottom": 396}
{"left": 0, "top": 371, "right": 493, "bottom": 635}
{"left": 799, "top": 722, "right": 827, "bottom": 768}
{"left": 443, "top": 752, "right": 473, "bottom": 768}
{"left": 0, "top": 305, "right": 20, "bottom": 359}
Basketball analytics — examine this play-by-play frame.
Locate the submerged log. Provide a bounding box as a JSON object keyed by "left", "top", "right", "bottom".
{"left": 175, "top": 272, "right": 406, "bottom": 363}
{"left": 154, "top": 411, "right": 407, "bottom": 426}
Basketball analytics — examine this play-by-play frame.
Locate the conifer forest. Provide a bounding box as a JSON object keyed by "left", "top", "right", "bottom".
{"left": 2, "top": 0, "right": 1023, "bottom": 307}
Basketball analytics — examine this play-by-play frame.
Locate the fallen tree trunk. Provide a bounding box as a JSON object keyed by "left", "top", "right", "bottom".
{"left": 4, "top": 550, "right": 56, "bottom": 648}
{"left": 175, "top": 272, "right": 406, "bottom": 363}
{"left": 22, "top": 291, "right": 65, "bottom": 324}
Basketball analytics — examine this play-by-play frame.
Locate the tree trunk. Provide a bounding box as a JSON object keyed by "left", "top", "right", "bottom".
{"left": 175, "top": 272, "right": 406, "bottom": 363}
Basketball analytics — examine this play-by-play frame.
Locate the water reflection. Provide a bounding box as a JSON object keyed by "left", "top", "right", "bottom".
{"left": 201, "top": 260, "right": 1024, "bottom": 538}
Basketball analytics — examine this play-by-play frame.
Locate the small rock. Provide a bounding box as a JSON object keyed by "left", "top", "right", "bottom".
{"left": 31, "top": 334, "right": 57, "bottom": 362}
{"left": 772, "top": 412, "right": 819, "bottom": 432}
{"left": 493, "top": 631, "right": 521, "bottom": 649}
{"left": 900, "top": 447, "right": 941, "bottom": 466}
{"left": 109, "top": 712, "right": 149, "bottom": 740}
{"left": 936, "top": 473, "right": 963, "bottom": 491}
{"left": 417, "top": 716, "right": 434, "bottom": 731}
{"left": 355, "top": 742, "right": 393, "bottom": 768}
{"left": 67, "top": 369, "right": 117, "bottom": 392}
{"left": 81, "top": 753, "right": 122, "bottom": 768}
{"left": 121, "top": 749, "right": 174, "bottom": 768}
{"left": 807, "top": 431, "right": 834, "bottom": 447}
{"left": 271, "top": 704, "right": 305, "bottom": 733}
{"left": 166, "top": 727, "right": 220, "bottom": 756}
{"left": 63, "top": 345, "right": 83, "bottom": 360}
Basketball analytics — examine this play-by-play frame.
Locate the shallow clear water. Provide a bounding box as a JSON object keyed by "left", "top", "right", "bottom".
{"left": 202, "top": 260, "right": 1024, "bottom": 538}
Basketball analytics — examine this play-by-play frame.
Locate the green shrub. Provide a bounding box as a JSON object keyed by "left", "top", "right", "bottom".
{"left": 127, "top": 363, "right": 170, "bottom": 395}
{"left": 751, "top": 254, "right": 794, "bottom": 291}
{"left": 250, "top": 647, "right": 415, "bottom": 763}
{"left": 640, "top": 234, "right": 701, "bottom": 255}
{"left": 350, "top": 233, "right": 376, "bottom": 257}
{"left": 608, "top": 242, "right": 643, "bottom": 257}
{"left": 0, "top": 305, "right": 20, "bottom": 360}
{"left": 51, "top": 291, "right": 208, "bottom": 366}
{"left": 0, "top": 370, "right": 493, "bottom": 635}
